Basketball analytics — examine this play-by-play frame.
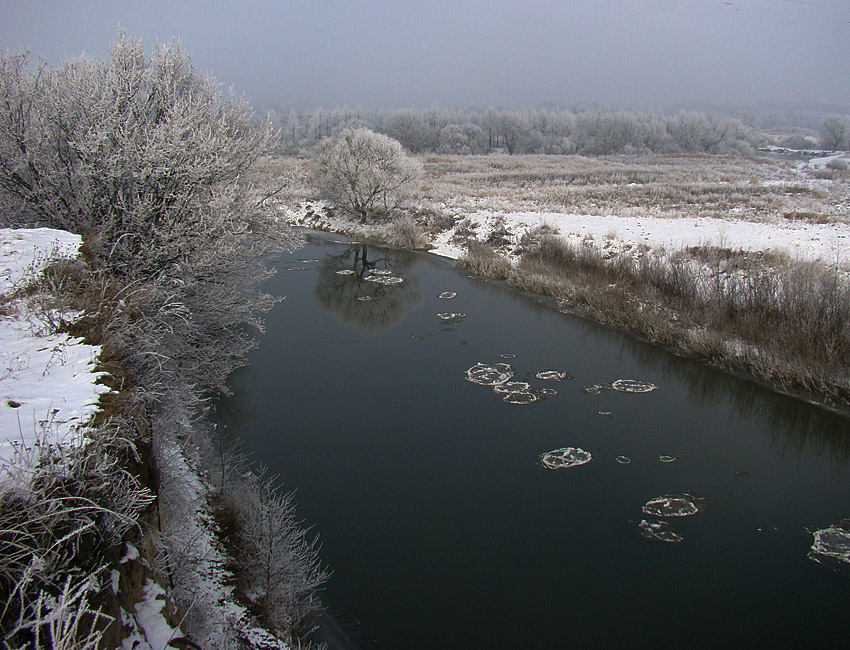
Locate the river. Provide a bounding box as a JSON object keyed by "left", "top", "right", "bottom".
{"left": 220, "top": 231, "right": 850, "bottom": 649}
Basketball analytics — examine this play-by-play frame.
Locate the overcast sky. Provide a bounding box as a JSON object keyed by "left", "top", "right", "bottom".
{"left": 1, "top": 0, "right": 848, "bottom": 110}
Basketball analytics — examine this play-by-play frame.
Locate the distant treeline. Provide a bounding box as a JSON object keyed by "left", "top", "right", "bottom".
{"left": 267, "top": 104, "right": 846, "bottom": 156}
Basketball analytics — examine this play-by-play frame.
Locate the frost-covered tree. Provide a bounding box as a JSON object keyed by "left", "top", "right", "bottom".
{"left": 0, "top": 35, "right": 275, "bottom": 278}
{"left": 820, "top": 115, "right": 850, "bottom": 152}
{"left": 438, "top": 122, "right": 487, "bottom": 155}
{"left": 311, "top": 126, "right": 423, "bottom": 220}
{"left": 383, "top": 109, "right": 433, "bottom": 153}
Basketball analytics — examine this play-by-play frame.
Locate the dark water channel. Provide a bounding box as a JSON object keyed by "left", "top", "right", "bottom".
{"left": 220, "top": 231, "right": 850, "bottom": 649}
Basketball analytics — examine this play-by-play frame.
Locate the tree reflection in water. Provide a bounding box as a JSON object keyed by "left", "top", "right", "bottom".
{"left": 313, "top": 244, "right": 423, "bottom": 334}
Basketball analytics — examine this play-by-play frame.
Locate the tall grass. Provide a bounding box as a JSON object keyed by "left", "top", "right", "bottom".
{"left": 462, "top": 233, "right": 850, "bottom": 404}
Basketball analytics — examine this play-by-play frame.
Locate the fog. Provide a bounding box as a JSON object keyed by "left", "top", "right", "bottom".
{"left": 1, "top": 0, "right": 848, "bottom": 110}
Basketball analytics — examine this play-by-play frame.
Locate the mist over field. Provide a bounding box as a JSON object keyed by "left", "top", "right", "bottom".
{"left": 1, "top": 0, "right": 848, "bottom": 110}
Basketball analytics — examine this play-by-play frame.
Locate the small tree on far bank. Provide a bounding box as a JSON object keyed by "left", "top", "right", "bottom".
{"left": 311, "top": 127, "right": 422, "bottom": 221}
{"left": 820, "top": 115, "right": 850, "bottom": 152}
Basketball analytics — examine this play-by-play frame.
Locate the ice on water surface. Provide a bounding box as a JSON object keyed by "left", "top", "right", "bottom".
{"left": 638, "top": 519, "right": 684, "bottom": 543}
{"left": 437, "top": 312, "right": 466, "bottom": 324}
{"left": 438, "top": 291, "right": 457, "bottom": 299}
{"left": 336, "top": 269, "right": 355, "bottom": 275}
{"left": 534, "top": 370, "right": 573, "bottom": 381}
{"left": 809, "top": 521, "right": 850, "bottom": 572}
{"left": 615, "top": 455, "right": 632, "bottom": 464}
{"left": 583, "top": 379, "right": 658, "bottom": 394}
{"left": 612, "top": 379, "right": 658, "bottom": 393}
{"left": 642, "top": 493, "right": 706, "bottom": 518}
{"left": 502, "top": 391, "right": 539, "bottom": 405}
{"left": 365, "top": 274, "right": 404, "bottom": 285}
{"left": 537, "top": 447, "right": 592, "bottom": 470}
{"left": 492, "top": 381, "right": 532, "bottom": 394}
{"left": 465, "top": 362, "right": 514, "bottom": 386}
{"left": 656, "top": 454, "right": 678, "bottom": 463}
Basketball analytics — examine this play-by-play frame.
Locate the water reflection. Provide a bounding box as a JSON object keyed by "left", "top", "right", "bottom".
{"left": 313, "top": 244, "right": 422, "bottom": 334}
{"left": 537, "top": 297, "right": 850, "bottom": 466}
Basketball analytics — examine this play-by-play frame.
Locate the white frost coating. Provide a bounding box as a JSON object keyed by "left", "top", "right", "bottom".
{"left": 537, "top": 447, "right": 592, "bottom": 469}
{"left": 0, "top": 229, "right": 109, "bottom": 465}
{"left": 642, "top": 493, "right": 705, "bottom": 517}
{"left": 465, "top": 362, "right": 514, "bottom": 386}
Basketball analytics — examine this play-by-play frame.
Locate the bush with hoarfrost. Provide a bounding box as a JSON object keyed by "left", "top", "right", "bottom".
{"left": 311, "top": 127, "right": 423, "bottom": 220}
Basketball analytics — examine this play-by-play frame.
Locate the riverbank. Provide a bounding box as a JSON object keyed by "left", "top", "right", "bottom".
{"left": 0, "top": 228, "right": 322, "bottom": 650}
{"left": 264, "top": 151, "right": 850, "bottom": 407}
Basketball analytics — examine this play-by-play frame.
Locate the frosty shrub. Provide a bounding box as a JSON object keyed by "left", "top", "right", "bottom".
{"left": 215, "top": 477, "right": 329, "bottom": 637}
{"left": 0, "top": 34, "right": 275, "bottom": 280}
{"left": 311, "top": 127, "right": 423, "bottom": 220}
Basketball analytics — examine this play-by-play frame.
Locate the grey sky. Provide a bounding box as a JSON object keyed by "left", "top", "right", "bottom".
{"left": 1, "top": 0, "right": 848, "bottom": 110}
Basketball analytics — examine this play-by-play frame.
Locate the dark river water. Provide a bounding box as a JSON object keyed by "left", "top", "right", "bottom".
{"left": 220, "top": 231, "right": 850, "bottom": 649}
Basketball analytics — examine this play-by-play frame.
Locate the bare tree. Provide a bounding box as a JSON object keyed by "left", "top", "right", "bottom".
{"left": 311, "top": 126, "right": 423, "bottom": 220}
{"left": 820, "top": 115, "right": 850, "bottom": 152}
{"left": 219, "top": 477, "right": 329, "bottom": 635}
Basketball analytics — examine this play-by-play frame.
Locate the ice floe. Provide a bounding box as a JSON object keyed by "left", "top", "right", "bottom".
{"left": 438, "top": 291, "right": 457, "bottom": 299}
{"left": 615, "top": 455, "right": 632, "bottom": 464}
{"left": 656, "top": 454, "right": 678, "bottom": 463}
{"left": 465, "top": 362, "right": 514, "bottom": 386}
{"left": 537, "top": 447, "right": 592, "bottom": 470}
{"left": 582, "top": 379, "right": 658, "bottom": 394}
{"left": 365, "top": 274, "right": 404, "bottom": 285}
{"left": 534, "top": 370, "right": 572, "bottom": 381}
{"left": 638, "top": 519, "right": 684, "bottom": 543}
{"left": 642, "top": 493, "right": 706, "bottom": 518}
{"left": 809, "top": 521, "right": 850, "bottom": 573}
{"left": 502, "top": 391, "right": 539, "bottom": 405}
{"left": 437, "top": 312, "right": 466, "bottom": 324}
{"left": 336, "top": 269, "right": 355, "bottom": 275}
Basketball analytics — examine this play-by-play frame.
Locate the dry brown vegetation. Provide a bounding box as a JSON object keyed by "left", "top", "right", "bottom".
{"left": 260, "top": 152, "right": 849, "bottom": 226}
{"left": 461, "top": 233, "right": 850, "bottom": 405}
{"left": 417, "top": 154, "right": 848, "bottom": 223}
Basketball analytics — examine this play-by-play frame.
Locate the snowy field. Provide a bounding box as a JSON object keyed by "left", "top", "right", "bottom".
{"left": 273, "top": 151, "right": 850, "bottom": 270}
{"left": 0, "top": 228, "right": 109, "bottom": 464}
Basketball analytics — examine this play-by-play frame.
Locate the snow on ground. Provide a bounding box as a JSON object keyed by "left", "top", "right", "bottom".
{"left": 281, "top": 155, "right": 850, "bottom": 268}
{"left": 0, "top": 228, "right": 109, "bottom": 464}
{"left": 429, "top": 210, "right": 850, "bottom": 266}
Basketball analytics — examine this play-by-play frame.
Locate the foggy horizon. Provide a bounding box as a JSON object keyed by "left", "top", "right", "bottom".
{"left": 1, "top": 0, "right": 848, "bottom": 112}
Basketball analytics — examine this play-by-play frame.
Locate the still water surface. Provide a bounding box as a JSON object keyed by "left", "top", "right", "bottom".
{"left": 220, "top": 232, "right": 850, "bottom": 649}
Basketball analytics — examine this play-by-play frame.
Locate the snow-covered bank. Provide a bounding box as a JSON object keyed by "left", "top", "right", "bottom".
{"left": 0, "top": 228, "right": 109, "bottom": 464}
{"left": 429, "top": 210, "right": 850, "bottom": 265}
